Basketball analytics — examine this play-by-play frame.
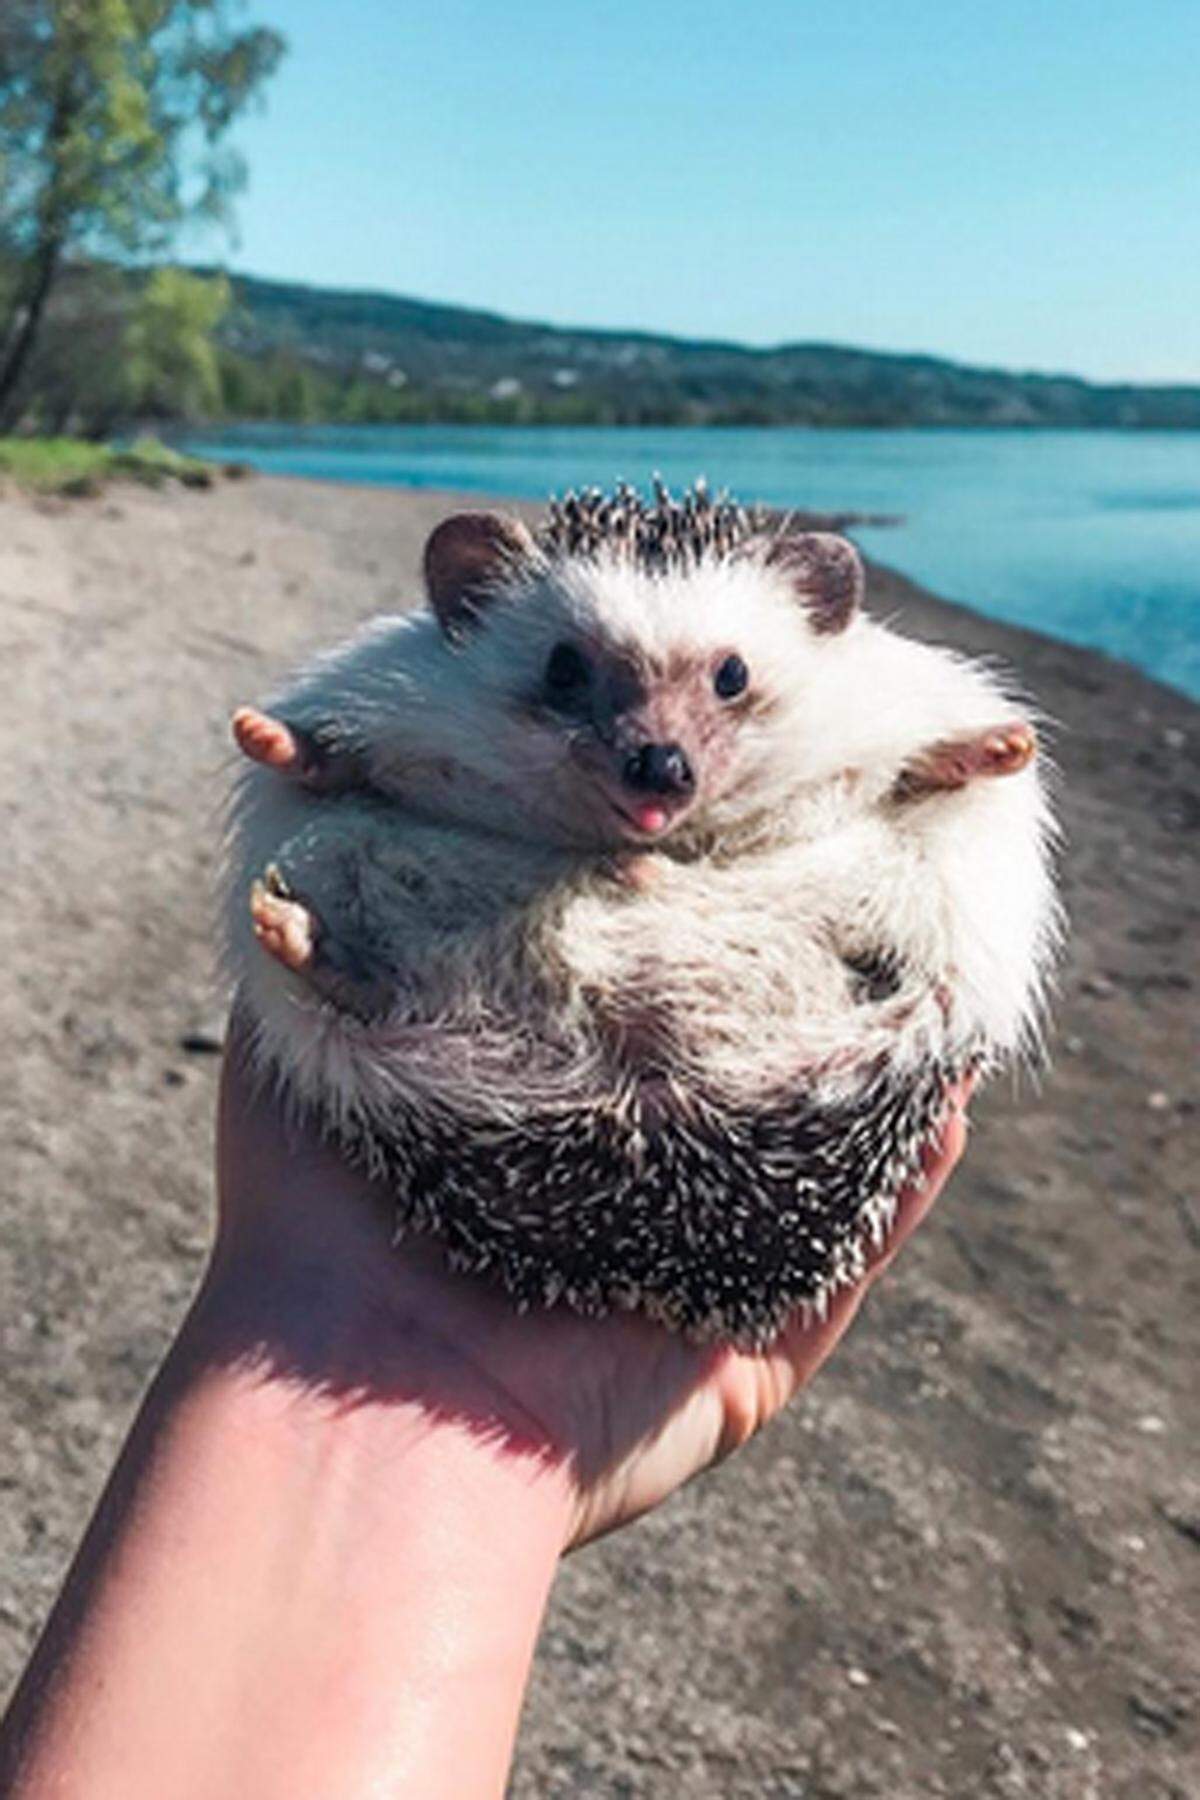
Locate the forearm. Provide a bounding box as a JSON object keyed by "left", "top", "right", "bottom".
{"left": 1, "top": 1263, "right": 573, "bottom": 1800}
{"left": 2, "top": 1040, "right": 970, "bottom": 1797}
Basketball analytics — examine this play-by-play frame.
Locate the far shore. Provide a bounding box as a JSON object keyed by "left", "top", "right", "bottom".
{"left": 1, "top": 473, "right": 1196, "bottom": 1797}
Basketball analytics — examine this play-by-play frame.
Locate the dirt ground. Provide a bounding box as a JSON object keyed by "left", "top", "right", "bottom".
{"left": 0, "top": 473, "right": 1196, "bottom": 1798}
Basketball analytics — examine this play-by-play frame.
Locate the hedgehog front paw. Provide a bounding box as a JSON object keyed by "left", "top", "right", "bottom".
{"left": 233, "top": 706, "right": 302, "bottom": 774}
{"left": 893, "top": 722, "right": 1036, "bottom": 802}
{"left": 232, "top": 705, "right": 370, "bottom": 794}
{"left": 249, "top": 865, "right": 317, "bottom": 973}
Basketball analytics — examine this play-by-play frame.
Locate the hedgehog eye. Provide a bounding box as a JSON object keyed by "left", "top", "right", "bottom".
{"left": 544, "top": 641, "right": 590, "bottom": 696}
{"left": 844, "top": 949, "right": 903, "bottom": 1003}
{"left": 714, "top": 653, "right": 749, "bottom": 700}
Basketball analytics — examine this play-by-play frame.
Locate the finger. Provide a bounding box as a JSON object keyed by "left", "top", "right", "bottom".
{"left": 868, "top": 1078, "right": 971, "bottom": 1277}
{"left": 763, "top": 1083, "right": 972, "bottom": 1392}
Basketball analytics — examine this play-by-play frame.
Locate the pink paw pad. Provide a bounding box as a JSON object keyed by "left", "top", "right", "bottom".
{"left": 249, "top": 868, "right": 316, "bottom": 973}
{"left": 895, "top": 721, "right": 1037, "bottom": 800}
{"left": 232, "top": 706, "right": 300, "bottom": 772}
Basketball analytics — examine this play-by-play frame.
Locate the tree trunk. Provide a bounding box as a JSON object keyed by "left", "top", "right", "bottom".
{"left": 0, "top": 67, "right": 78, "bottom": 434}
{"left": 0, "top": 235, "right": 62, "bottom": 432}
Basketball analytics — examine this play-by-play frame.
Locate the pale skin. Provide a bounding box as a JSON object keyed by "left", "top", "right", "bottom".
{"left": 1, "top": 705, "right": 977, "bottom": 1795}
{"left": 0, "top": 1013, "right": 972, "bottom": 1799}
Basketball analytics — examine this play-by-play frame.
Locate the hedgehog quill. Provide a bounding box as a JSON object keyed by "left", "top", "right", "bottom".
{"left": 225, "top": 482, "right": 1060, "bottom": 1347}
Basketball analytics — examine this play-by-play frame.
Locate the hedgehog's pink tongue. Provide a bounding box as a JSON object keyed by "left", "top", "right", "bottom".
{"left": 632, "top": 802, "right": 669, "bottom": 834}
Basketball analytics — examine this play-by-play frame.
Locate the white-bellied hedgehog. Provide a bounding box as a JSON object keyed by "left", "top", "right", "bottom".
{"left": 225, "top": 481, "right": 1060, "bottom": 1347}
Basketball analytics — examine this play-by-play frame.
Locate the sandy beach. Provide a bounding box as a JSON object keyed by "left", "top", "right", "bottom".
{"left": 1, "top": 472, "right": 1196, "bottom": 1797}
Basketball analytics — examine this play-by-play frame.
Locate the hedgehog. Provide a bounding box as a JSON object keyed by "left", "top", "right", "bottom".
{"left": 224, "top": 481, "right": 1059, "bottom": 1347}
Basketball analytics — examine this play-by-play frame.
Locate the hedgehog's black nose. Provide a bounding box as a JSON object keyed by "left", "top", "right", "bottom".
{"left": 622, "top": 742, "right": 694, "bottom": 796}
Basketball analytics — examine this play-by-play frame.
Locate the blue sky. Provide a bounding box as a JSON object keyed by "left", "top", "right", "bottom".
{"left": 210, "top": 0, "right": 1200, "bottom": 382}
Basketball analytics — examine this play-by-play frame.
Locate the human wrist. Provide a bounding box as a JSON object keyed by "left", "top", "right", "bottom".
{"left": 3, "top": 1245, "right": 575, "bottom": 1800}
{"left": 183, "top": 1266, "right": 575, "bottom": 1798}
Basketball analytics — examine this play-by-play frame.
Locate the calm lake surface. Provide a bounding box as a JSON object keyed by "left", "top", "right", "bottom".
{"left": 178, "top": 425, "right": 1200, "bottom": 700}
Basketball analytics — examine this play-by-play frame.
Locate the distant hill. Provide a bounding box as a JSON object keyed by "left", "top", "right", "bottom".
{"left": 206, "top": 267, "right": 1200, "bottom": 428}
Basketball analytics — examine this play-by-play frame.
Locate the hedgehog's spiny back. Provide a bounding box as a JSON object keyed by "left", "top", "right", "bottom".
{"left": 540, "top": 478, "right": 768, "bottom": 576}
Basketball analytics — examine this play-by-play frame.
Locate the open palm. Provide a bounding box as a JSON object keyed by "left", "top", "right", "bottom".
{"left": 216, "top": 1022, "right": 970, "bottom": 1551}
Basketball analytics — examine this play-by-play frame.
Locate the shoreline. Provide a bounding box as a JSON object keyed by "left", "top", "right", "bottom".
{"left": 1, "top": 474, "right": 1196, "bottom": 1795}
{"left": 171, "top": 425, "right": 1200, "bottom": 704}
{"left": 145, "top": 455, "right": 1200, "bottom": 706}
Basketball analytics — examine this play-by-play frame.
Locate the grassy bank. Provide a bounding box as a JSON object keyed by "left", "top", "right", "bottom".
{"left": 0, "top": 435, "right": 219, "bottom": 497}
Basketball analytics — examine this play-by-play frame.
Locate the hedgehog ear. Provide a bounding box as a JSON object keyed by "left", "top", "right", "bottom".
{"left": 762, "top": 532, "right": 863, "bottom": 635}
{"left": 423, "top": 512, "right": 539, "bottom": 640}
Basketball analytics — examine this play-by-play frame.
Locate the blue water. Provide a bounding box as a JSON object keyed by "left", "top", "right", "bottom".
{"left": 178, "top": 424, "right": 1200, "bottom": 700}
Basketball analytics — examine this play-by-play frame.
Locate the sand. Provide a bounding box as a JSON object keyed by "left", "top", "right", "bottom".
{"left": 0, "top": 473, "right": 1196, "bottom": 1797}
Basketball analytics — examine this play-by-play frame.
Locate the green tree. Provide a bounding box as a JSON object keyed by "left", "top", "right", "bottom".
{"left": 0, "top": 1, "right": 284, "bottom": 428}
{"left": 272, "top": 357, "right": 316, "bottom": 422}
{"left": 123, "top": 264, "right": 229, "bottom": 418}
{"left": 17, "top": 258, "right": 129, "bottom": 432}
{"left": 217, "top": 344, "right": 268, "bottom": 417}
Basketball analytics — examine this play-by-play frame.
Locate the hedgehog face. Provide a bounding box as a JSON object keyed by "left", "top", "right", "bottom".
{"left": 527, "top": 625, "right": 757, "bottom": 844}
{"left": 492, "top": 557, "right": 839, "bottom": 851}
{"left": 419, "top": 494, "right": 867, "bottom": 851}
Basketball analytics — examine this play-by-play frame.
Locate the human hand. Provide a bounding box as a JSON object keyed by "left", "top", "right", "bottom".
{"left": 215, "top": 1018, "right": 972, "bottom": 1551}
{"left": 1, "top": 1022, "right": 970, "bottom": 1800}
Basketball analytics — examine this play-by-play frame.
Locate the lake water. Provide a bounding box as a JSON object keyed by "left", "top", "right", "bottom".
{"left": 177, "top": 424, "right": 1200, "bottom": 700}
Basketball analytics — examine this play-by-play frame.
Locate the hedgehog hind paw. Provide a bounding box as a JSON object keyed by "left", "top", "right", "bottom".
{"left": 249, "top": 877, "right": 317, "bottom": 973}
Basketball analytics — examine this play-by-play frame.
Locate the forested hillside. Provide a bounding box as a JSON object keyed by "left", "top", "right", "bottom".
{"left": 210, "top": 267, "right": 1200, "bottom": 428}
{"left": 6, "top": 257, "right": 1200, "bottom": 431}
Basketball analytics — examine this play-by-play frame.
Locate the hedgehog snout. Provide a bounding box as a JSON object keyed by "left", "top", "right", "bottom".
{"left": 622, "top": 741, "right": 695, "bottom": 796}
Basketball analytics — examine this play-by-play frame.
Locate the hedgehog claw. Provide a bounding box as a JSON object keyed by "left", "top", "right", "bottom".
{"left": 249, "top": 876, "right": 316, "bottom": 973}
